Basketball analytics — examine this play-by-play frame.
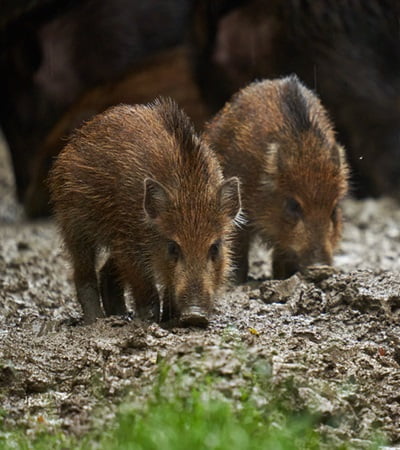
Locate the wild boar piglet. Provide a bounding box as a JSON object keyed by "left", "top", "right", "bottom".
{"left": 49, "top": 98, "right": 241, "bottom": 326}
{"left": 204, "top": 75, "right": 349, "bottom": 280}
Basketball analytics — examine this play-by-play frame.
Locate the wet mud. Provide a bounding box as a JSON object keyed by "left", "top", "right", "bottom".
{"left": 0, "top": 139, "right": 399, "bottom": 446}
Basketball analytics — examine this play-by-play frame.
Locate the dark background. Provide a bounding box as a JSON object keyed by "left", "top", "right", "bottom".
{"left": 1, "top": 0, "right": 399, "bottom": 217}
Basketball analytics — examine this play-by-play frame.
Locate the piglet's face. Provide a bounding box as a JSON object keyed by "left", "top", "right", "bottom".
{"left": 143, "top": 176, "right": 242, "bottom": 326}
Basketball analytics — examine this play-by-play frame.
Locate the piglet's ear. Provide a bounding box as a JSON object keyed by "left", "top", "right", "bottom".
{"left": 218, "top": 177, "right": 242, "bottom": 222}
{"left": 330, "top": 144, "right": 348, "bottom": 168}
{"left": 143, "top": 178, "right": 170, "bottom": 220}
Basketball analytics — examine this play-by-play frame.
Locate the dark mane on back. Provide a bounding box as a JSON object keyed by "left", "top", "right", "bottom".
{"left": 280, "top": 75, "right": 312, "bottom": 134}
{"left": 153, "top": 97, "right": 200, "bottom": 156}
{"left": 280, "top": 75, "right": 331, "bottom": 146}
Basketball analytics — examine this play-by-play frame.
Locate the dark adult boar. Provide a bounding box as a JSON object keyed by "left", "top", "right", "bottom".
{"left": 49, "top": 99, "right": 241, "bottom": 326}
{"left": 1, "top": 0, "right": 192, "bottom": 210}
{"left": 192, "top": 0, "right": 400, "bottom": 197}
{"left": 24, "top": 47, "right": 210, "bottom": 218}
{"left": 204, "top": 75, "right": 349, "bottom": 281}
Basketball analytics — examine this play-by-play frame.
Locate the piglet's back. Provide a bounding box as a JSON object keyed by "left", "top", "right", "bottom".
{"left": 49, "top": 99, "right": 223, "bottom": 246}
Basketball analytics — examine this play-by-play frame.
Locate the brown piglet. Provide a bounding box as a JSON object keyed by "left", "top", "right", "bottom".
{"left": 49, "top": 98, "right": 241, "bottom": 326}
{"left": 203, "top": 75, "right": 349, "bottom": 281}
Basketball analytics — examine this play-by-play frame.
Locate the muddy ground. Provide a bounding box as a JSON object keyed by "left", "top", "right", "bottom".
{"left": 0, "top": 137, "right": 399, "bottom": 448}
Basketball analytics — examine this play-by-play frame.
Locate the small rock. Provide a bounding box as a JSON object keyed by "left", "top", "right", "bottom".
{"left": 259, "top": 275, "right": 302, "bottom": 304}
{"left": 25, "top": 376, "right": 51, "bottom": 393}
{"left": 119, "top": 336, "right": 147, "bottom": 350}
{"left": 17, "top": 241, "right": 30, "bottom": 251}
{"left": 301, "top": 265, "right": 337, "bottom": 283}
{"left": 148, "top": 323, "right": 169, "bottom": 338}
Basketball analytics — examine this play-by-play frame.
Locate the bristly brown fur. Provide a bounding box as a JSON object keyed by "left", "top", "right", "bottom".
{"left": 204, "top": 75, "right": 349, "bottom": 281}
{"left": 48, "top": 98, "right": 241, "bottom": 325}
{"left": 153, "top": 97, "right": 199, "bottom": 157}
{"left": 280, "top": 74, "right": 312, "bottom": 134}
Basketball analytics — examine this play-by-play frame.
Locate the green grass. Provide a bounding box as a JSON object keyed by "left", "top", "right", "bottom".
{"left": 2, "top": 388, "right": 384, "bottom": 450}
{"left": 0, "top": 362, "right": 386, "bottom": 450}
{"left": 0, "top": 398, "right": 320, "bottom": 450}
{"left": 106, "top": 389, "right": 322, "bottom": 450}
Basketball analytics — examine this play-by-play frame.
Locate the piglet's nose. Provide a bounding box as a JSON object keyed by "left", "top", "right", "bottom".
{"left": 180, "top": 306, "right": 209, "bottom": 328}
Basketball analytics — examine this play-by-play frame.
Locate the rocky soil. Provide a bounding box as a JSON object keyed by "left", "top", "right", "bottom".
{"left": 0, "top": 138, "right": 399, "bottom": 447}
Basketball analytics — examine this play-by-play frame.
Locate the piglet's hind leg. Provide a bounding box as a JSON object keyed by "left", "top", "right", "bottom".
{"left": 100, "top": 257, "right": 127, "bottom": 316}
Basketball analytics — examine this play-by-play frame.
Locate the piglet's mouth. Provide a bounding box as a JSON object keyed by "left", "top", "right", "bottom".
{"left": 179, "top": 306, "right": 209, "bottom": 328}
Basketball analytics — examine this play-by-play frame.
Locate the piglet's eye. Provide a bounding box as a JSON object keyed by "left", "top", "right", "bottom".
{"left": 285, "top": 197, "right": 303, "bottom": 220}
{"left": 209, "top": 240, "right": 221, "bottom": 261}
{"left": 167, "top": 240, "right": 180, "bottom": 261}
